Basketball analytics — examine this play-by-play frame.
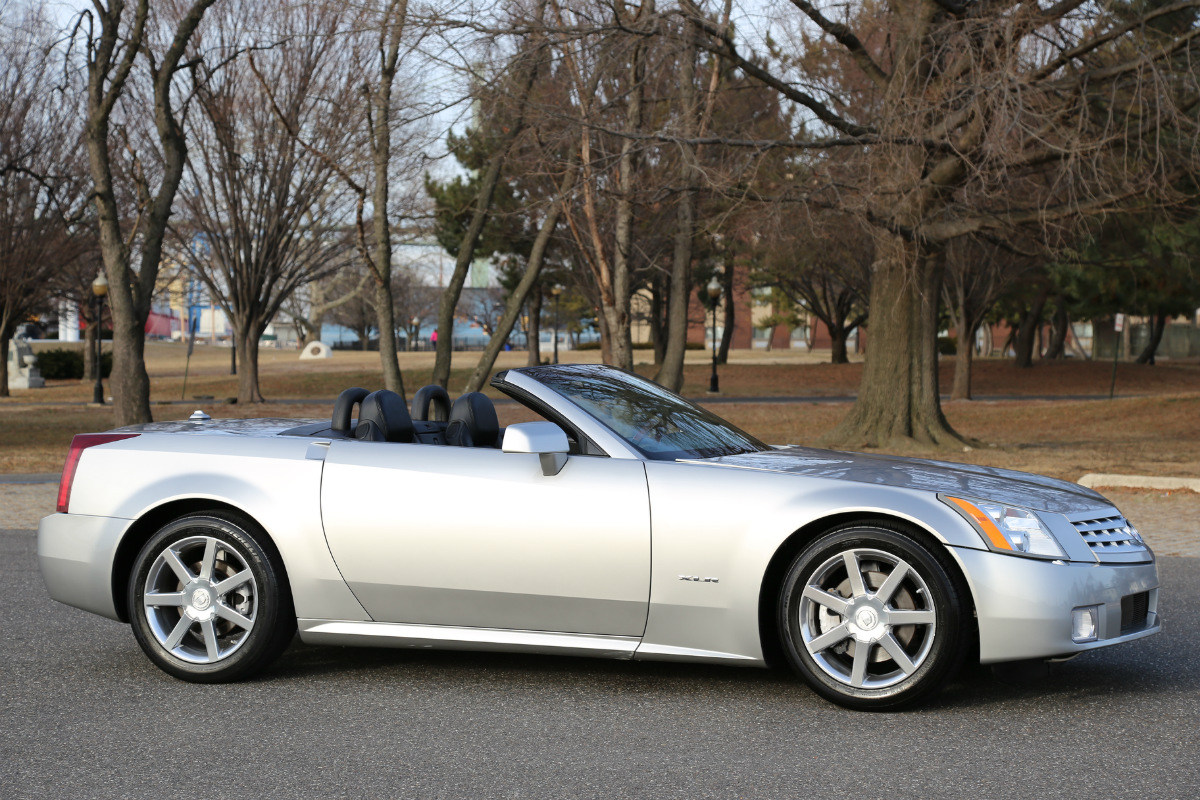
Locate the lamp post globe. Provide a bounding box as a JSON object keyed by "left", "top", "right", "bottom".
{"left": 707, "top": 276, "right": 721, "bottom": 393}
{"left": 91, "top": 271, "right": 108, "bottom": 405}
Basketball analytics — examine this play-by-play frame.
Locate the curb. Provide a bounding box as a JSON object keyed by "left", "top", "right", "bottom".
{"left": 1078, "top": 473, "right": 1200, "bottom": 492}
{"left": 0, "top": 474, "right": 59, "bottom": 485}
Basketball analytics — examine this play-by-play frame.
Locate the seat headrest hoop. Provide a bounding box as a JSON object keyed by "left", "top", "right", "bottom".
{"left": 411, "top": 384, "right": 452, "bottom": 422}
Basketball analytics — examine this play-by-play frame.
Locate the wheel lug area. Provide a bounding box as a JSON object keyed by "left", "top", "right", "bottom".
{"left": 844, "top": 597, "right": 887, "bottom": 643}
{"left": 183, "top": 580, "right": 218, "bottom": 622}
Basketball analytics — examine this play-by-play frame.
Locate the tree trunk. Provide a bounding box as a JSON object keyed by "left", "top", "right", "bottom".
{"left": 432, "top": 150, "right": 509, "bottom": 388}
{"left": 1043, "top": 301, "right": 1068, "bottom": 359}
{"left": 526, "top": 287, "right": 542, "bottom": 366}
{"left": 373, "top": 276, "right": 405, "bottom": 402}
{"left": 0, "top": 332, "right": 9, "bottom": 398}
{"left": 951, "top": 320, "right": 979, "bottom": 400}
{"left": 107, "top": 287, "right": 153, "bottom": 424}
{"left": 650, "top": 271, "right": 666, "bottom": 365}
{"left": 717, "top": 255, "right": 734, "bottom": 365}
{"left": 654, "top": 21, "right": 699, "bottom": 392}
{"left": 829, "top": 324, "right": 850, "bottom": 364}
{"left": 1013, "top": 288, "right": 1049, "bottom": 368}
{"left": 464, "top": 190, "right": 568, "bottom": 392}
{"left": 826, "top": 239, "right": 964, "bottom": 448}
{"left": 1135, "top": 313, "right": 1168, "bottom": 365}
{"left": 235, "top": 321, "right": 265, "bottom": 404}
{"left": 82, "top": 316, "right": 97, "bottom": 382}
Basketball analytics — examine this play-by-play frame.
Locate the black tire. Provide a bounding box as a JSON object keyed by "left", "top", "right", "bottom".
{"left": 778, "top": 522, "right": 968, "bottom": 710}
{"left": 128, "top": 512, "right": 296, "bottom": 682}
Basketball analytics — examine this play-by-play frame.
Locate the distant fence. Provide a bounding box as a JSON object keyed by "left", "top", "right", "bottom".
{"left": 1093, "top": 322, "right": 1200, "bottom": 359}
{"left": 330, "top": 336, "right": 497, "bottom": 353}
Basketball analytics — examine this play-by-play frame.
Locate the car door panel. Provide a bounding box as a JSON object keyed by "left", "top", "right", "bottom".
{"left": 320, "top": 441, "right": 651, "bottom": 636}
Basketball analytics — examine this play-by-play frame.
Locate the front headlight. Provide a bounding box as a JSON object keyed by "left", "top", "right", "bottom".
{"left": 942, "top": 496, "right": 1067, "bottom": 559}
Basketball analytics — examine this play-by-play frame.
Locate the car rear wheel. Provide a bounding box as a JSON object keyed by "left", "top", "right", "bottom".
{"left": 128, "top": 513, "right": 295, "bottom": 682}
{"left": 778, "top": 523, "right": 968, "bottom": 710}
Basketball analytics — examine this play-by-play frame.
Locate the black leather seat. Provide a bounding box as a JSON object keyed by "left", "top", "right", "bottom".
{"left": 354, "top": 390, "right": 415, "bottom": 443}
{"left": 445, "top": 392, "right": 499, "bottom": 448}
{"left": 411, "top": 385, "right": 452, "bottom": 422}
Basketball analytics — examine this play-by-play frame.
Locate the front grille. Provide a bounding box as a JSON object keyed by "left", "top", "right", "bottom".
{"left": 1121, "top": 591, "right": 1150, "bottom": 633}
{"left": 1070, "top": 512, "right": 1150, "bottom": 562}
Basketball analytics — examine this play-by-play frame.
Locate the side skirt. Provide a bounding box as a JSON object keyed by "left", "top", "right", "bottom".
{"left": 297, "top": 619, "right": 639, "bottom": 660}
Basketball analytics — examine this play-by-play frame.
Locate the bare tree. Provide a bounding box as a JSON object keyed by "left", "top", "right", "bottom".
{"left": 941, "top": 237, "right": 1029, "bottom": 399}
{"left": 0, "top": 3, "right": 90, "bottom": 395}
{"left": 758, "top": 212, "right": 872, "bottom": 364}
{"left": 80, "top": 0, "right": 221, "bottom": 425}
{"left": 680, "top": 0, "right": 1200, "bottom": 446}
{"left": 175, "top": 0, "right": 355, "bottom": 403}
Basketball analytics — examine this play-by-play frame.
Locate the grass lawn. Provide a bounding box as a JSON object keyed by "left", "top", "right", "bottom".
{"left": 2, "top": 341, "right": 1198, "bottom": 480}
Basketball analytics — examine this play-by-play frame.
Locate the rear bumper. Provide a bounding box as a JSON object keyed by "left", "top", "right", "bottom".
{"left": 950, "top": 547, "right": 1160, "bottom": 663}
{"left": 37, "top": 513, "right": 132, "bottom": 621}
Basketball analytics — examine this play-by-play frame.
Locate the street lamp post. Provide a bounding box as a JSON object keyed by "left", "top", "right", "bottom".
{"left": 551, "top": 285, "right": 563, "bottom": 364}
{"left": 707, "top": 276, "right": 721, "bottom": 393}
{"left": 91, "top": 271, "right": 108, "bottom": 405}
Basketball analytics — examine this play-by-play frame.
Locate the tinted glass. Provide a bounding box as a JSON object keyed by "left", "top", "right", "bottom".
{"left": 521, "top": 364, "right": 770, "bottom": 461}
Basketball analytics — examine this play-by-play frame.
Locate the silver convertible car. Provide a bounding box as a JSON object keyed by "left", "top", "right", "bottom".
{"left": 38, "top": 364, "right": 1159, "bottom": 709}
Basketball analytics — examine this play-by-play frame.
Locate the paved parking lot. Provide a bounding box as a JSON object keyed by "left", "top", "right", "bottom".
{"left": 1, "top": 524, "right": 1197, "bottom": 799}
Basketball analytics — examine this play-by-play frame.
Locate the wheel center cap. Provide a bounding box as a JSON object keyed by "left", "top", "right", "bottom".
{"left": 854, "top": 607, "right": 880, "bottom": 630}
{"left": 191, "top": 588, "right": 212, "bottom": 610}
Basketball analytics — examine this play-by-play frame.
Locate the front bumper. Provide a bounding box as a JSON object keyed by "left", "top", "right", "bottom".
{"left": 37, "top": 513, "right": 132, "bottom": 622}
{"left": 950, "top": 547, "right": 1160, "bottom": 663}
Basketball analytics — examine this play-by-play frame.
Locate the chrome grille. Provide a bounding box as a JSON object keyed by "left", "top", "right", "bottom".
{"left": 1071, "top": 513, "right": 1150, "bottom": 561}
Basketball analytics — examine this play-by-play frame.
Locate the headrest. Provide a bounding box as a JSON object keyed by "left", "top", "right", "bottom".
{"left": 355, "top": 389, "right": 415, "bottom": 443}
{"left": 411, "top": 384, "right": 452, "bottom": 422}
{"left": 448, "top": 392, "right": 499, "bottom": 448}
{"left": 332, "top": 387, "right": 369, "bottom": 433}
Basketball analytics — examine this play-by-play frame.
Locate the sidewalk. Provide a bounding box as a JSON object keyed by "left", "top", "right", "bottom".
{"left": 2, "top": 476, "right": 1197, "bottom": 556}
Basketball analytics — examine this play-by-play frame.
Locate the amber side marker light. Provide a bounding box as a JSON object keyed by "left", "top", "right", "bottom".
{"left": 56, "top": 434, "right": 139, "bottom": 513}
{"left": 944, "top": 496, "right": 1013, "bottom": 552}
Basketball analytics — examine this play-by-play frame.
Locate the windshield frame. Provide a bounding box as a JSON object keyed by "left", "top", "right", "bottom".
{"left": 513, "top": 364, "right": 771, "bottom": 462}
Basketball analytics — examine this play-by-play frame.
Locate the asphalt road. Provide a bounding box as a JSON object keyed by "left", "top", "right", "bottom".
{"left": 2, "top": 528, "right": 1197, "bottom": 800}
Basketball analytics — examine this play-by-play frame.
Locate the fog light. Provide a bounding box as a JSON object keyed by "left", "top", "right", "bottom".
{"left": 1072, "top": 606, "right": 1100, "bottom": 643}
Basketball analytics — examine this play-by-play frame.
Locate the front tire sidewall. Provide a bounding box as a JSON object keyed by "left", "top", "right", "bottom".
{"left": 779, "top": 525, "right": 966, "bottom": 710}
{"left": 128, "top": 514, "right": 294, "bottom": 683}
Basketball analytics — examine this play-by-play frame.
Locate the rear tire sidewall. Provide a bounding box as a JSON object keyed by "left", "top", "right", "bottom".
{"left": 128, "top": 513, "right": 295, "bottom": 683}
{"left": 778, "top": 524, "right": 966, "bottom": 710}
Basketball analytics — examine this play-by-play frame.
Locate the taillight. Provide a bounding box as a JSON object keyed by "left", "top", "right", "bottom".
{"left": 56, "top": 433, "right": 139, "bottom": 513}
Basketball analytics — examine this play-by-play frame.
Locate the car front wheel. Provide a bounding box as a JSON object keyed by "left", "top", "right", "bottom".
{"left": 778, "top": 523, "right": 968, "bottom": 710}
{"left": 128, "top": 513, "right": 295, "bottom": 682}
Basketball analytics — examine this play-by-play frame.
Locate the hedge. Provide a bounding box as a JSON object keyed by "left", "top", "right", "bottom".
{"left": 36, "top": 348, "right": 113, "bottom": 380}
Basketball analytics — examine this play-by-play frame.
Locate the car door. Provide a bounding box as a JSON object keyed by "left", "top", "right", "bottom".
{"left": 319, "top": 439, "right": 651, "bottom": 637}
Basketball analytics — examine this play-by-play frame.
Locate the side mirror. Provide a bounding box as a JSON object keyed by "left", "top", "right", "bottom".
{"left": 503, "top": 421, "right": 570, "bottom": 476}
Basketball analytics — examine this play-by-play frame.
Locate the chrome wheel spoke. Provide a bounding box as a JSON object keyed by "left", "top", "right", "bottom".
{"left": 162, "top": 548, "right": 194, "bottom": 584}
{"left": 197, "top": 538, "right": 218, "bottom": 581}
{"left": 215, "top": 602, "right": 253, "bottom": 631}
{"left": 163, "top": 615, "right": 193, "bottom": 650}
{"left": 842, "top": 551, "right": 867, "bottom": 597}
{"left": 888, "top": 609, "right": 935, "bottom": 626}
{"left": 214, "top": 569, "right": 252, "bottom": 596}
{"left": 805, "top": 623, "right": 851, "bottom": 655}
{"left": 144, "top": 591, "right": 186, "bottom": 608}
{"left": 200, "top": 618, "right": 220, "bottom": 661}
{"left": 879, "top": 632, "right": 918, "bottom": 675}
{"left": 874, "top": 561, "right": 909, "bottom": 604}
{"left": 849, "top": 642, "right": 871, "bottom": 687}
{"left": 802, "top": 585, "right": 849, "bottom": 616}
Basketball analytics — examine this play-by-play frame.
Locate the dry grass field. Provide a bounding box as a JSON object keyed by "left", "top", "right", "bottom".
{"left": 2, "top": 341, "right": 1198, "bottom": 482}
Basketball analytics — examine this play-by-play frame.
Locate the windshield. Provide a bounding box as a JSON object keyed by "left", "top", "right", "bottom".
{"left": 520, "top": 364, "right": 770, "bottom": 461}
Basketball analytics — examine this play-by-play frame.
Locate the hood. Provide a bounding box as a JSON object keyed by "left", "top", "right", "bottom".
{"left": 682, "top": 446, "right": 1111, "bottom": 514}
